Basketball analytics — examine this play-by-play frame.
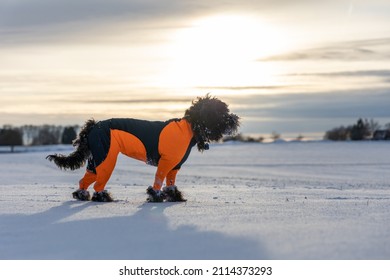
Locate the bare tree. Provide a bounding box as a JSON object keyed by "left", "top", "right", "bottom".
{"left": 61, "top": 126, "right": 78, "bottom": 144}
{"left": 271, "top": 131, "right": 281, "bottom": 142}
{"left": 0, "top": 125, "right": 23, "bottom": 152}
{"left": 32, "top": 125, "right": 62, "bottom": 145}
{"left": 324, "top": 126, "right": 351, "bottom": 141}
{"left": 350, "top": 118, "right": 371, "bottom": 141}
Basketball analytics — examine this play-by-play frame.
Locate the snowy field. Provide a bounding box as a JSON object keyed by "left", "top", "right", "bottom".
{"left": 0, "top": 141, "right": 390, "bottom": 260}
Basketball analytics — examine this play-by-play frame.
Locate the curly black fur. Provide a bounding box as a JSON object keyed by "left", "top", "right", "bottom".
{"left": 184, "top": 94, "right": 240, "bottom": 151}
{"left": 46, "top": 119, "right": 96, "bottom": 170}
{"left": 46, "top": 95, "right": 239, "bottom": 169}
{"left": 163, "top": 186, "right": 187, "bottom": 202}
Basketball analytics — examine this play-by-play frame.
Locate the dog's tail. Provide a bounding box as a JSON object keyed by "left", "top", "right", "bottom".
{"left": 46, "top": 119, "right": 96, "bottom": 170}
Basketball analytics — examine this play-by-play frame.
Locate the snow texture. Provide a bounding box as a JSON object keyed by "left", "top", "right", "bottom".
{"left": 0, "top": 141, "right": 390, "bottom": 259}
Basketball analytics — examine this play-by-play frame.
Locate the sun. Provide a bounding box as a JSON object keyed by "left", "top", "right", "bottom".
{"left": 160, "top": 14, "right": 286, "bottom": 89}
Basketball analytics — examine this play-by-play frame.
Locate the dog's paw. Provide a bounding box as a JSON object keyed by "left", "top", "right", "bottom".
{"left": 146, "top": 186, "right": 165, "bottom": 202}
{"left": 162, "top": 186, "right": 187, "bottom": 202}
{"left": 91, "top": 190, "right": 114, "bottom": 202}
{"left": 72, "top": 189, "right": 91, "bottom": 201}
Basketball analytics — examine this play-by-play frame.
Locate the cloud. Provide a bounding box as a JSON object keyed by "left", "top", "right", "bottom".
{"left": 0, "top": 0, "right": 290, "bottom": 30}
{"left": 2, "top": 0, "right": 390, "bottom": 51}
{"left": 231, "top": 88, "right": 390, "bottom": 120}
{"left": 0, "top": 0, "right": 185, "bottom": 28}
{"left": 196, "top": 85, "right": 291, "bottom": 91}
{"left": 295, "top": 69, "right": 390, "bottom": 77}
{"left": 287, "top": 69, "right": 390, "bottom": 85}
{"left": 227, "top": 88, "right": 390, "bottom": 134}
{"left": 261, "top": 37, "right": 390, "bottom": 62}
{"left": 0, "top": 0, "right": 203, "bottom": 45}
{"left": 70, "top": 98, "right": 191, "bottom": 104}
{"left": 0, "top": 0, "right": 350, "bottom": 46}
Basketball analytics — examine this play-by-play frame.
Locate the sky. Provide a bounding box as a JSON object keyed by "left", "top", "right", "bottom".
{"left": 1, "top": 0, "right": 390, "bottom": 139}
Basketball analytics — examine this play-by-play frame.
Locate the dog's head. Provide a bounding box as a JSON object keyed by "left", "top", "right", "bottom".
{"left": 184, "top": 94, "right": 240, "bottom": 151}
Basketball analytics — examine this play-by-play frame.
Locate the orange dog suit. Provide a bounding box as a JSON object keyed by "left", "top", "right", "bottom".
{"left": 78, "top": 118, "right": 196, "bottom": 193}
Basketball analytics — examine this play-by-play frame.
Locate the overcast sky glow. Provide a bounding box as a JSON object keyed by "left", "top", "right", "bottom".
{"left": 1, "top": 0, "right": 390, "bottom": 138}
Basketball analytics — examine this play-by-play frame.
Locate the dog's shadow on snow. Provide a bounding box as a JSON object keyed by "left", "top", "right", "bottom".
{"left": 0, "top": 201, "right": 268, "bottom": 260}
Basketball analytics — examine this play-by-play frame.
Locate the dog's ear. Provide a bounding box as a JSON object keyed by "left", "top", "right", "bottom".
{"left": 225, "top": 113, "right": 240, "bottom": 135}
{"left": 185, "top": 94, "right": 240, "bottom": 150}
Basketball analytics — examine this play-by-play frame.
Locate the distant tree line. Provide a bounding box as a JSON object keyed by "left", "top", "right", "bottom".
{"left": 0, "top": 124, "right": 79, "bottom": 152}
{"left": 324, "top": 118, "right": 390, "bottom": 141}
{"left": 222, "top": 131, "right": 301, "bottom": 143}
{"left": 223, "top": 133, "right": 265, "bottom": 143}
{"left": 2, "top": 118, "right": 389, "bottom": 152}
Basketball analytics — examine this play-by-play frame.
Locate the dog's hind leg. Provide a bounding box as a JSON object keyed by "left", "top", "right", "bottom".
{"left": 90, "top": 168, "right": 115, "bottom": 202}
{"left": 89, "top": 136, "right": 121, "bottom": 202}
{"left": 79, "top": 169, "right": 97, "bottom": 190}
{"left": 71, "top": 167, "right": 96, "bottom": 201}
{"left": 72, "top": 170, "right": 96, "bottom": 201}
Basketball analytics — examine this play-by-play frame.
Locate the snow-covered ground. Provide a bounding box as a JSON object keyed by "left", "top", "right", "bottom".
{"left": 0, "top": 141, "right": 389, "bottom": 260}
